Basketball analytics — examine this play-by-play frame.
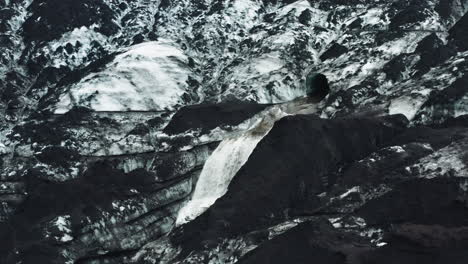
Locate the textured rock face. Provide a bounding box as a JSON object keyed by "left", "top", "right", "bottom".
{"left": 449, "top": 11, "right": 468, "bottom": 51}
{"left": 22, "top": 0, "right": 118, "bottom": 42}
{"left": 0, "top": 0, "right": 468, "bottom": 263}
{"left": 236, "top": 220, "right": 364, "bottom": 264}
{"left": 175, "top": 114, "right": 408, "bottom": 243}
{"left": 134, "top": 115, "right": 468, "bottom": 264}
{"left": 163, "top": 102, "right": 270, "bottom": 135}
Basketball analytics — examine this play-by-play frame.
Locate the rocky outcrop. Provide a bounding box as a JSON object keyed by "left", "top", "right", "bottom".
{"left": 231, "top": 120, "right": 468, "bottom": 264}
{"left": 163, "top": 102, "right": 270, "bottom": 135}
{"left": 0, "top": 160, "right": 193, "bottom": 263}
{"left": 130, "top": 114, "right": 407, "bottom": 262}
{"left": 134, "top": 110, "right": 468, "bottom": 263}
{"left": 237, "top": 214, "right": 468, "bottom": 264}
{"left": 449, "top": 11, "right": 468, "bottom": 51}
{"left": 22, "top": 0, "right": 118, "bottom": 42}
{"left": 414, "top": 74, "right": 468, "bottom": 125}
{"left": 0, "top": 94, "right": 270, "bottom": 263}
{"left": 175, "top": 115, "right": 407, "bottom": 244}
{"left": 237, "top": 219, "right": 367, "bottom": 264}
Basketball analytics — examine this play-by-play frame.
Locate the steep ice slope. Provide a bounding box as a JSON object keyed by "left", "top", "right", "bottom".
{"left": 176, "top": 96, "right": 322, "bottom": 225}
{"left": 54, "top": 40, "right": 198, "bottom": 113}
{"left": 176, "top": 132, "right": 269, "bottom": 225}
{"left": 176, "top": 107, "right": 286, "bottom": 225}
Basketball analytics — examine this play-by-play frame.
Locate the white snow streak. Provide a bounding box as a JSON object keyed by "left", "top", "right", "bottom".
{"left": 176, "top": 97, "right": 319, "bottom": 225}
{"left": 176, "top": 133, "right": 265, "bottom": 225}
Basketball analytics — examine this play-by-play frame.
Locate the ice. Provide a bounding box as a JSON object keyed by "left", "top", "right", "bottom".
{"left": 454, "top": 95, "right": 468, "bottom": 117}
{"left": 277, "top": 0, "right": 313, "bottom": 17}
{"left": 55, "top": 216, "right": 71, "bottom": 233}
{"left": 176, "top": 106, "right": 292, "bottom": 225}
{"left": 231, "top": 0, "right": 260, "bottom": 21}
{"left": 175, "top": 133, "right": 267, "bottom": 225}
{"left": 378, "top": 32, "right": 426, "bottom": 56}
{"left": 48, "top": 25, "right": 111, "bottom": 68}
{"left": 176, "top": 98, "right": 321, "bottom": 225}
{"left": 55, "top": 215, "right": 74, "bottom": 242}
{"left": 61, "top": 234, "right": 74, "bottom": 242}
{"left": 120, "top": 40, "right": 186, "bottom": 58}
{"left": 271, "top": 32, "right": 296, "bottom": 46}
{"left": 54, "top": 39, "right": 194, "bottom": 113}
{"left": 0, "top": 142, "right": 10, "bottom": 155}
{"left": 253, "top": 53, "right": 284, "bottom": 74}
{"left": 415, "top": 141, "right": 468, "bottom": 178}
{"left": 339, "top": 186, "right": 360, "bottom": 199}
{"left": 360, "top": 8, "right": 386, "bottom": 26}
{"left": 388, "top": 96, "right": 425, "bottom": 120}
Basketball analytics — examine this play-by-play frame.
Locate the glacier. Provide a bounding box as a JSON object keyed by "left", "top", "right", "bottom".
{"left": 54, "top": 39, "right": 196, "bottom": 113}
{"left": 176, "top": 97, "right": 320, "bottom": 225}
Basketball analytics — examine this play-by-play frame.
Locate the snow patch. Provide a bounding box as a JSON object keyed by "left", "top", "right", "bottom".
{"left": 339, "top": 186, "right": 360, "bottom": 199}
{"left": 231, "top": 0, "right": 260, "bottom": 21}
{"left": 277, "top": 0, "right": 313, "bottom": 17}
{"left": 54, "top": 215, "right": 74, "bottom": 242}
{"left": 48, "top": 25, "right": 111, "bottom": 68}
{"left": 360, "top": 8, "right": 386, "bottom": 26}
{"left": 389, "top": 96, "right": 425, "bottom": 120}
{"left": 378, "top": 32, "right": 426, "bottom": 55}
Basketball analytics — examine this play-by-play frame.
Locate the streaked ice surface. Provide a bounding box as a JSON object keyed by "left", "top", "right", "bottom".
{"left": 176, "top": 97, "right": 319, "bottom": 225}
{"left": 54, "top": 39, "right": 193, "bottom": 113}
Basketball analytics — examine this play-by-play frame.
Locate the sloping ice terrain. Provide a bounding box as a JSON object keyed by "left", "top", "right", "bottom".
{"left": 0, "top": 0, "right": 468, "bottom": 263}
